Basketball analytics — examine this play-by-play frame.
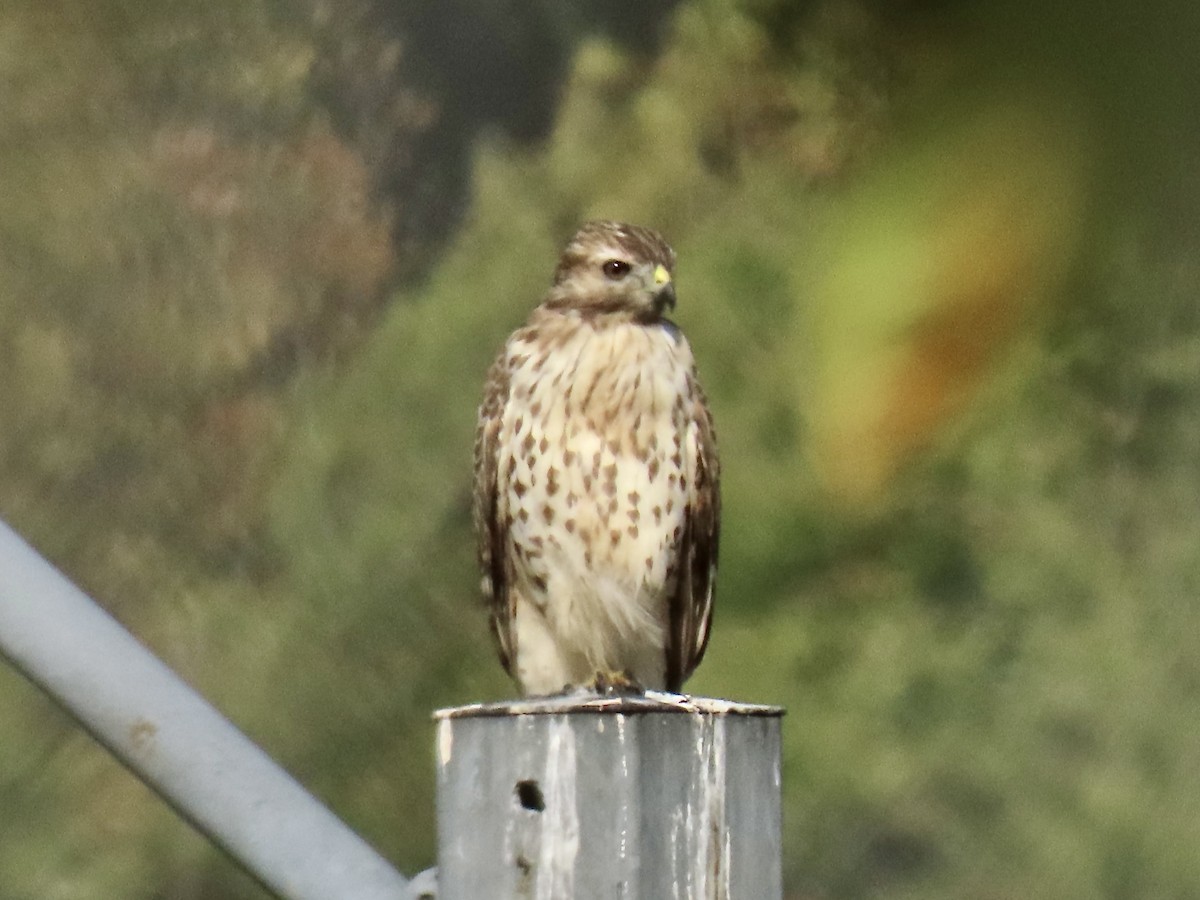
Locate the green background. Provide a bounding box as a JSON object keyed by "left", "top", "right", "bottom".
{"left": 2, "top": 1, "right": 1199, "bottom": 897}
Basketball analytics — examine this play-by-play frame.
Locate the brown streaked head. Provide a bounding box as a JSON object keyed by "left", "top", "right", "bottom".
{"left": 544, "top": 220, "right": 677, "bottom": 321}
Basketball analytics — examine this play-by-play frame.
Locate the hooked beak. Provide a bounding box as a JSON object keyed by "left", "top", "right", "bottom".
{"left": 652, "top": 263, "right": 675, "bottom": 312}
{"left": 655, "top": 281, "right": 677, "bottom": 312}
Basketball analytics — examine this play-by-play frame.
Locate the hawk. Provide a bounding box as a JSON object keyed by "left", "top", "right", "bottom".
{"left": 472, "top": 220, "right": 720, "bottom": 695}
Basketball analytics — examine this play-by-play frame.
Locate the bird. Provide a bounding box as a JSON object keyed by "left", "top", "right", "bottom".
{"left": 472, "top": 220, "right": 720, "bottom": 696}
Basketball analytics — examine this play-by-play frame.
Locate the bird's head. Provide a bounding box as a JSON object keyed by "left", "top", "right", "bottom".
{"left": 544, "top": 220, "right": 677, "bottom": 322}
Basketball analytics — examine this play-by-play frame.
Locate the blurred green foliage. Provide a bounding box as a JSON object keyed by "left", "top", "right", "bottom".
{"left": 2, "top": 0, "right": 1200, "bottom": 898}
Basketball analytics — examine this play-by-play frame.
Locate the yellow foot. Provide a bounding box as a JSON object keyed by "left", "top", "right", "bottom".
{"left": 587, "top": 670, "right": 645, "bottom": 696}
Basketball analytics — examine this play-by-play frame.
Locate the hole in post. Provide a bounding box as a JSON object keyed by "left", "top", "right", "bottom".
{"left": 515, "top": 779, "right": 545, "bottom": 812}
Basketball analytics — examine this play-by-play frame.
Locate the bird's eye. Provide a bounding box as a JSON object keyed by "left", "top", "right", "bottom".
{"left": 601, "top": 259, "right": 631, "bottom": 280}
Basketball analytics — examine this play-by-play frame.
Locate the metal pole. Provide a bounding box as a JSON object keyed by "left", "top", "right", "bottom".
{"left": 0, "top": 519, "right": 414, "bottom": 900}
{"left": 435, "top": 693, "right": 784, "bottom": 899}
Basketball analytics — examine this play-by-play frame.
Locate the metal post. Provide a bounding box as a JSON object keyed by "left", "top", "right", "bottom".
{"left": 435, "top": 693, "right": 784, "bottom": 899}
{"left": 0, "top": 519, "right": 414, "bottom": 900}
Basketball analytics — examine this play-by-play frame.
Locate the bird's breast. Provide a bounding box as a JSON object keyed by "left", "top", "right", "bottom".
{"left": 500, "top": 321, "right": 696, "bottom": 593}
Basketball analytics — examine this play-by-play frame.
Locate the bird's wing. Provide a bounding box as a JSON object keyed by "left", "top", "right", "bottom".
{"left": 666, "top": 378, "right": 720, "bottom": 692}
{"left": 473, "top": 349, "right": 517, "bottom": 678}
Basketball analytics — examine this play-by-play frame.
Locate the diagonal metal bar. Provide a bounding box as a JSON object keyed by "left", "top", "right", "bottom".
{"left": 0, "top": 519, "right": 413, "bottom": 900}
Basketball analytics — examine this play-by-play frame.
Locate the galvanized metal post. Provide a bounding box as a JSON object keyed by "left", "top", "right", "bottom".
{"left": 435, "top": 693, "right": 784, "bottom": 899}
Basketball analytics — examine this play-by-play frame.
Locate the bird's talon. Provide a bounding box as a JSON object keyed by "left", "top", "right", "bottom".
{"left": 587, "top": 670, "right": 645, "bottom": 696}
